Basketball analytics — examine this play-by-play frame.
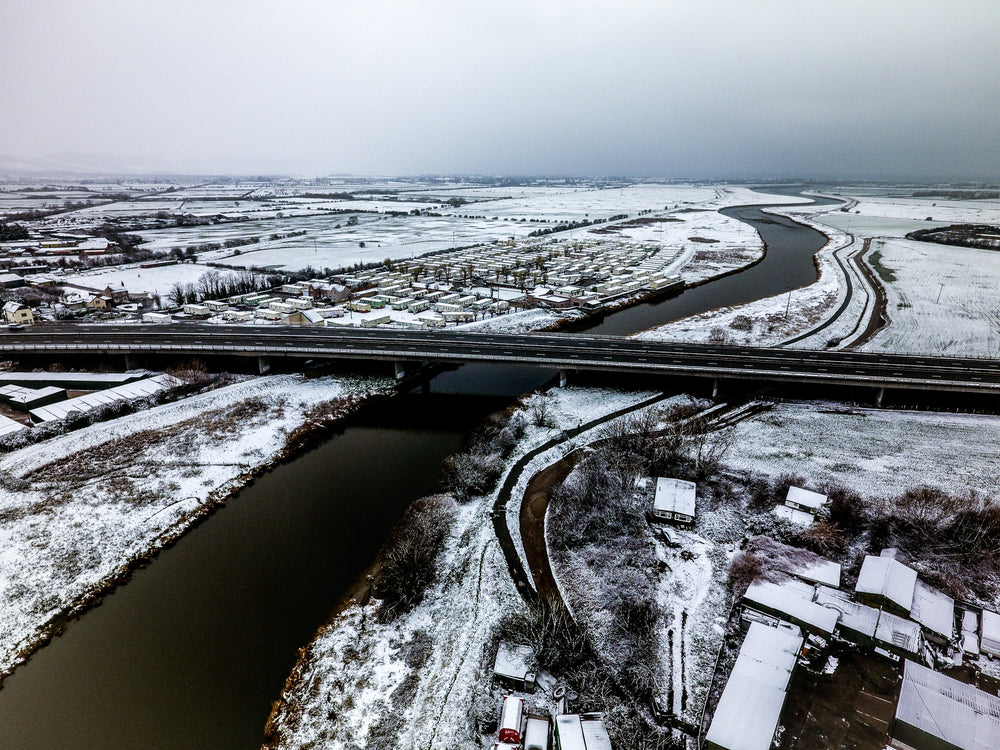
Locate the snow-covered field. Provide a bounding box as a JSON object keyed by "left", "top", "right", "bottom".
{"left": 726, "top": 402, "right": 1000, "bottom": 499}
{"left": 59, "top": 262, "right": 246, "bottom": 297}
{"left": 0, "top": 373, "right": 392, "bottom": 681}
{"left": 859, "top": 237, "right": 1000, "bottom": 357}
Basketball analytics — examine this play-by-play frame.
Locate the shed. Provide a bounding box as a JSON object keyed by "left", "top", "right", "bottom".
{"left": 523, "top": 714, "right": 550, "bottom": 750}
{"left": 651, "top": 477, "right": 696, "bottom": 525}
{"left": 981, "top": 609, "right": 1000, "bottom": 657}
{"left": 782, "top": 556, "right": 842, "bottom": 588}
{"left": 893, "top": 659, "right": 1000, "bottom": 750}
{"left": 785, "top": 486, "right": 828, "bottom": 513}
{"left": 743, "top": 578, "right": 839, "bottom": 637}
{"left": 909, "top": 580, "right": 955, "bottom": 645}
{"left": 493, "top": 642, "right": 536, "bottom": 692}
{"left": 855, "top": 555, "right": 917, "bottom": 614}
{"left": 815, "top": 585, "right": 879, "bottom": 644}
{"left": 705, "top": 623, "right": 803, "bottom": 750}
{"left": 874, "top": 610, "right": 923, "bottom": 657}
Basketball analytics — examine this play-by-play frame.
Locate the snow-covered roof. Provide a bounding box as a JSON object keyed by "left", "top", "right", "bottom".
{"left": 895, "top": 660, "right": 1000, "bottom": 750}
{"left": 815, "top": 585, "right": 879, "bottom": 639}
{"left": 0, "top": 384, "right": 66, "bottom": 406}
{"left": 874, "top": 610, "right": 922, "bottom": 655}
{"left": 909, "top": 580, "right": 954, "bottom": 639}
{"left": 653, "top": 477, "right": 696, "bottom": 517}
{"left": 29, "top": 374, "right": 181, "bottom": 422}
{"left": 579, "top": 714, "right": 612, "bottom": 750}
{"left": 774, "top": 505, "right": 816, "bottom": 525}
{"left": 783, "top": 557, "right": 841, "bottom": 588}
{"left": 705, "top": 623, "right": 803, "bottom": 750}
{"left": 962, "top": 609, "right": 979, "bottom": 634}
{"left": 855, "top": 555, "right": 917, "bottom": 611}
{"left": 785, "top": 485, "right": 827, "bottom": 510}
{"left": 0, "top": 414, "right": 26, "bottom": 437}
{"left": 3, "top": 300, "right": 26, "bottom": 313}
{"left": 493, "top": 642, "right": 533, "bottom": 682}
{"left": 743, "top": 579, "right": 839, "bottom": 636}
{"left": 982, "top": 610, "right": 1000, "bottom": 656}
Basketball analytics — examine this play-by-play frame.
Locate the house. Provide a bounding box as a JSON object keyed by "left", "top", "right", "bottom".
{"left": 892, "top": 660, "right": 1000, "bottom": 750}
{"left": 650, "top": 477, "right": 697, "bottom": 525}
{"left": 3, "top": 301, "right": 34, "bottom": 325}
{"left": 87, "top": 295, "right": 111, "bottom": 309}
{"left": 705, "top": 623, "right": 803, "bottom": 750}
{"left": 855, "top": 554, "right": 918, "bottom": 615}
{"left": 492, "top": 642, "right": 536, "bottom": 692}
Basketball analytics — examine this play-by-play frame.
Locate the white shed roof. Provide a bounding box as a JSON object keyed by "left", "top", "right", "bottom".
{"left": 653, "top": 477, "right": 696, "bottom": 517}
{"left": 705, "top": 623, "right": 803, "bottom": 750}
{"left": 815, "top": 585, "right": 879, "bottom": 639}
{"left": 875, "top": 610, "right": 922, "bottom": 655}
{"left": 909, "top": 580, "right": 954, "bottom": 640}
{"left": 786, "top": 485, "right": 827, "bottom": 510}
{"left": 981, "top": 610, "right": 1000, "bottom": 656}
{"left": 744, "top": 579, "right": 839, "bottom": 636}
{"left": 493, "top": 642, "right": 533, "bottom": 682}
{"left": 855, "top": 555, "right": 917, "bottom": 611}
{"left": 0, "top": 414, "right": 26, "bottom": 437}
{"left": 783, "top": 557, "right": 841, "bottom": 588}
{"left": 896, "top": 660, "right": 1000, "bottom": 750}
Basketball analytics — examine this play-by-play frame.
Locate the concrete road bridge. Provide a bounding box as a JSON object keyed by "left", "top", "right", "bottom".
{"left": 4, "top": 323, "right": 1000, "bottom": 400}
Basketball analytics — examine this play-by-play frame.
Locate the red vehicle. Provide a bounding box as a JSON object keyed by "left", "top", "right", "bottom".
{"left": 499, "top": 695, "right": 525, "bottom": 744}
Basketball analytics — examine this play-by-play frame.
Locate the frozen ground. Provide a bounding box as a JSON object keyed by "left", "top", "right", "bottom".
{"left": 59, "top": 262, "right": 247, "bottom": 297}
{"left": 858, "top": 237, "right": 1000, "bottom": 357}
{"left": 725, "top": 402, "right": 1000, "bottom": 499}
{"left": 0, "top": 373, "right": 392, "bottom": 681}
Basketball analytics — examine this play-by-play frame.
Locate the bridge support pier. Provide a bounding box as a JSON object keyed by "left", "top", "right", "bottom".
{"left": 258, "top": 356, "right": 271, "bottom": 375}
{"left": 712, "top": 379, "right": 720, "bottom": 399}
{"left": 394, "top": 361, "right": 407, "bottom": 381}
{"left": 124, "top": 353, "right": 140, "bottom": 370}
{"left": 558, "top": 369, "right": 569, "bottom": 388}
{"left": 876, "top": 387, "right": 884, "bottom": 407}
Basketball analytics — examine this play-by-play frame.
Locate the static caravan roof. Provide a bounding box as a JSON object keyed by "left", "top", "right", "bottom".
{"left": 706, "top": 623, "right": 803, "bottom": 750}
{"left": 815, "top": 585, "right": 879, "bottom": 640}
{"left": 895, "top": 660, "right": 1000, "bottom": 750}
{"left": 0, "top": 414, "right": 26, "bottom": 437}
{"left": 579, "top": 713, "right": 612, "bottom": 750}
{"left": 553, "top": 714, "right": 586, "bottom": 750}
{"left": 29, "top": 375, "right": 181, "bottom": 422}
{"left": 786, "top": 486, "right": 827, "bottom": 511}
{"left": 909, "top": 580, "right": 955, "bottom": 640}
{"left": 855, "top": 555, "right": 917, "bottom": 611}
{"left": 743, "top": 579, "right": 839, "bottom": 636}
{"left": 653, "top": 477, "right": 696, "bottom": 517}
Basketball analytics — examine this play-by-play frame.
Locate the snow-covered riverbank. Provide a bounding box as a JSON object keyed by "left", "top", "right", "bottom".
{"left": 0, "top": 373, "right": 394, "bottom": 682}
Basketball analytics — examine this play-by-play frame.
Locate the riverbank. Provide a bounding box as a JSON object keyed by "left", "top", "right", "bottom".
{"left": 0, "top": 372, "right": 395, "bottom": 685}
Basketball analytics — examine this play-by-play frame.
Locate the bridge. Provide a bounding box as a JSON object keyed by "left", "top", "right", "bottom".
{"left": 4, "top": 323, "right": 1000, "bottom": 399}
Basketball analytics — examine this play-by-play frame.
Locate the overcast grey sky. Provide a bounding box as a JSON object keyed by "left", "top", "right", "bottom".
{"left": 3, "top": 0, "right": 999, "bottom": 180}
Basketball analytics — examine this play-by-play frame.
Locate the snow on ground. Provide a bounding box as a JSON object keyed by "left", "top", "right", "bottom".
{"left": 831, "top": 194, "right": 1000, "bottom": 228}
{"left": 266, "top": 385, "right": 666, "bottom": 750}
{"left": 858, "top": 237, "right": 1000, "bottom": 357}
{"left": 725, "top": 402, "right": 1000, "bottom": 499}
{"left": 0, "top": 373, "right": 392, "bottom": 680}
{"left": 633, "top": 200, "right": 853, "bottom": 347}
{"left": 59, "top": 262, "right": 246, "bottom": 297}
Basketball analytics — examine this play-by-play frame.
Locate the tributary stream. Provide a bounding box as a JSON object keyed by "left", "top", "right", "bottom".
{"left": 0, "top": 190, "right": 839, "bottom": 749}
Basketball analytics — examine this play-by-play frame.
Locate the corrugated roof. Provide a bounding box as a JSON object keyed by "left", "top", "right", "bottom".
{"left": 29, "top": 375, "right": 180, "bottom": 422}
{"left": 856, "top": 555, "right": 917, "bottom": 610}
{"left": 653, "top": 477, "right": 696, "bottom": 517}
{"left": 896, "top": 660, "right": 1000, "bottom": 750}
{"left": 909, "top": 580, "right": 955, "bottom": 639}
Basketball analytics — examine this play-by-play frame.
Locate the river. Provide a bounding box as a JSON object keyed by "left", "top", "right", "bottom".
{"left": 0, "top": 190, "right": 837, "bottom": 749}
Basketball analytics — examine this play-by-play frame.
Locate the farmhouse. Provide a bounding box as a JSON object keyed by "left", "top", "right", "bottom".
{"left": 650, "top": 477, "right": 696, "bottom": 525}
{"left": 892, "top": 660, "right": 1000, "bottom": 750}
{"left": 3, "top": 301, "right": 34, "bottom": 325}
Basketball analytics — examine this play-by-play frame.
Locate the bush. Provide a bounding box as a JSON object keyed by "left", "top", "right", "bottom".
{"left": 824, "top": 484, "right": 867, "bottom": 535}
{"left": 773, "top": 473, "right": 807, "bottom": 504}
{"left": 373, "top": 494, "right": 457, "bottom": 620}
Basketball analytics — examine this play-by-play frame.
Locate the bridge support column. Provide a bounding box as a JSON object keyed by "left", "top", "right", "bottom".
{"left": 258, "top": 356, "right": 271, "bottom": 375}
{"left": 394, "top": 361, "right": 406, "bottom": 381}
{"left": 558, "top": 369, "right": 569, "bottom": 388}
{"left": 124, "top": 353, "right": 140, "bottom": 370}
{"left": 712, "top": 379, "right": 720, "bottom": 399}
{"left": 876, "top": 387, "right": 884, "bottom": 407}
